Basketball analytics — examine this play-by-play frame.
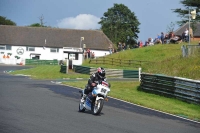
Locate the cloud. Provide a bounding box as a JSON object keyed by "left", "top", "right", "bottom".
{"left": 56, "top": 14, "right": 101, "bottom": 30}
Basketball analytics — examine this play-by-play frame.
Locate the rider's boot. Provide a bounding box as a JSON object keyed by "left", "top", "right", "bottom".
{"left": 81, "top": 89, "right": 87, "bottom": 103}
{"left": 81, "top": 94, "right": 87, "bottom": 103}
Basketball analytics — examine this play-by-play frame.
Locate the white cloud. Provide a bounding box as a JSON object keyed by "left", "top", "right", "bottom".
{"left": 56, "top": 14, "right": 101, "bottom": 30}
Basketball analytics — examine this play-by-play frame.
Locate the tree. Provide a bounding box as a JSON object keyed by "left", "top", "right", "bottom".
{"left": 173, "top": 0, "right": 200, "bottom": 26}
{"left": 28, "top": 15, "right": 49, "bottom": 27}
{"left": 0, "top": 16, "right": 16, "bottom": 25}
{"left": 98, "top": 3, "right": 140, "bottom": 47}
{"left": 29, "top": 23, "right": 42, "bottom": 27}
{"left": 166, "top": 22, "right": 176, "bottom": 33}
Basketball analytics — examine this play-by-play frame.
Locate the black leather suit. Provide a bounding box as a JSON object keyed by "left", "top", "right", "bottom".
{"left": 84, "top": 72, "right": 105, "bottom": 95}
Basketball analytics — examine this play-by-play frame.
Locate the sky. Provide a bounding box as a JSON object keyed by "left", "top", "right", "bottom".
{"left": 0, "top": 0, "right": 184, "bottom": 43}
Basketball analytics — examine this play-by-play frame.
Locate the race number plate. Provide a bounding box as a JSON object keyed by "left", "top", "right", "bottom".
{"left": 101, "top": 88, "right": 107, "bottom": 93}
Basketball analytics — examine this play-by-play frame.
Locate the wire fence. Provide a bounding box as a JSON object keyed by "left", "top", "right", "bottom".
{"left": 181, "top": 44, "right": 200, "bottom": 57}
{"left": 89, "top": 57, "right": 152, "bottom": 68}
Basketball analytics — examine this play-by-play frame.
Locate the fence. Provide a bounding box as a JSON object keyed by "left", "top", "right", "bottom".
{"left": 181, "top": 44, "right": 200, "bottom": 57}
{"left": 89, "top": 57, "right": 152, "bottom": 68}
{"left": 25, "top": 59, "right": 58, "bottom": 65}
{"left": 59, "top": 65, "right": 140, "bottom": 79}
{"left": 140, "top": 73, "right": 200, "bottom": 104}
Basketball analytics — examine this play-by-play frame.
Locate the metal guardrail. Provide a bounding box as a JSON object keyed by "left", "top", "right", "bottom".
{"left": 60, "top": 65, "right": 67, "bottom": 73}
{"left": 25, "top": 59, "right": 58, "bottom": 65}
{"left": 73, "top": 65, "right": 91, "bottom": 75}
{"left": 70, "top": 65, "right": 140, "bottom": 78}
{"left": 140, "top": 73, "right": 200, "bottom": 104}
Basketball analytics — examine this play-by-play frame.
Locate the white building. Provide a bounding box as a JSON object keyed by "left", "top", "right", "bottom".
{"left": 0, "top": 25, "right": 113, "bottom": 65}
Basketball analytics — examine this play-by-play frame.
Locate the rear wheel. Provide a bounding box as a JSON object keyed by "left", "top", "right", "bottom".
{"left": 92, "top": 99, "right": 104, "bottom": 115}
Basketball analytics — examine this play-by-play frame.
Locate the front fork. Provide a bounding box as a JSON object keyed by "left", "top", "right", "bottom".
{"left": 95, "top": 96, "right": 104, "bottom": 105}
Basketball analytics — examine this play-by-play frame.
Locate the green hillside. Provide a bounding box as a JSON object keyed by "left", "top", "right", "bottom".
{"left": 83, "top": 42, "right": 200, "bottom": 80}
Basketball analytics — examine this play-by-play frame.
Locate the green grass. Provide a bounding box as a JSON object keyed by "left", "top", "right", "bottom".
{"left": 83, "top": 43, "right": 200, "bottom": 80}
{"left": 9, "top": 42, "right": 200, "bottom": 121}
{"left": 143, "top": 55, "right": 200, "bottom": 79}
{"left": 10, "top": 65, "right": 89, "bottom": 80}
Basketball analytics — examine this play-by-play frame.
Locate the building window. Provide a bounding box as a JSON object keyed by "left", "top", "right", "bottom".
{"left": 26, "top": 47, "right": 35, "bottom": 51}
{"left": 69, "top": 54, "right": 75, "bottom": 60}
{"left": 69, "top": 53, "right": 78, "bottom": 60}
{"left": 0, "top": 45, "right": 12, "bottom": 50}
{"left": 0, "top": 45, "right": 5, "bottom": 50}
{"left": 6, "top": 45, "right": 11, "bottom": 50}
{"left": 50, "top": 48, "right": 59, "bottom": 53}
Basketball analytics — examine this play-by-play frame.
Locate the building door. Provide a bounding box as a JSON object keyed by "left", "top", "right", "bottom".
{"left": 35, "top": 56, "right": 40, "bottom": 59}
{"left": 63, "top": 53, "right": 68, "bottom": 60}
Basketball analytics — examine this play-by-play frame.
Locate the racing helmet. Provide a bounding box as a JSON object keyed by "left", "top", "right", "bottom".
{"left": 97, "top": 67, "right": 106, "bottom": 79}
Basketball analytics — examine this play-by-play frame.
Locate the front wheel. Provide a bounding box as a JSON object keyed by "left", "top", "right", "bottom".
{"left": 92, "top": 99, "right": 104, "bottom": 115}
{"left": 79, "top": 102, "right": 85, "bottom": 112}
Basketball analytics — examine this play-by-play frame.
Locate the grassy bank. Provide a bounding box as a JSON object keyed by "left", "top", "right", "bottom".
{"left": 83, "top": 43, "right": 200, "bottom": 80}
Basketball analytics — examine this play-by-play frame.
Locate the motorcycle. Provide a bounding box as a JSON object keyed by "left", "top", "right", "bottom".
{"left": 78, "top": 80, "right": 111, "bottom": 115}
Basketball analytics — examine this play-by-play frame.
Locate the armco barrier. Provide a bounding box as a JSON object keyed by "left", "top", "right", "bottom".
{"left": 72, "top": 65, "right": 140, "bottom": 78}
{"left": 73, "top": 65, "right": 91, "bottom": 75}
{"left": 123, "top": 70, "right": 139, "bottom": 78}
{"left": 26, "top": 59, "right": 58, "bottom": 65}
{"left": 60, "top": 65, "right": 91, "bottom": 74}
{"left": 140, "top": 73, "right": 200, "bottom": 104}
{"left": 60, "top": 65, "right": 66, "bottom": 73}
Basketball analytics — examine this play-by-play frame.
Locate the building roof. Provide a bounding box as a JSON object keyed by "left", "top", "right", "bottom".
{"left": 0, "top": 25, "right": 113, "bottom": 50}
{"left": 174, "top": 22, "right": 200, "bottom": 37}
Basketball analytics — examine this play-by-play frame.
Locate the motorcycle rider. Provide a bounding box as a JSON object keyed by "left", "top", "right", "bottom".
{"left": 81, "top": 67, "right": 106, "bottom": 103}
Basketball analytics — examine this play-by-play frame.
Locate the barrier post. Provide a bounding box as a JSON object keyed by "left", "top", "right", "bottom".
{"left": 66, "top": 59, "right": 69, "bottom": 74}
{"left": 139, "top": 67, "right": 142, "bottom": 81}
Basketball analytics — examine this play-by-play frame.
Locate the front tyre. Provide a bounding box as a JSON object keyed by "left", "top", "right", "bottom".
{"left": 92, "top": 99, "right": 104, "bottom": 115}
{"left": 79, "top": 102, "right": 85, "bottom": 112}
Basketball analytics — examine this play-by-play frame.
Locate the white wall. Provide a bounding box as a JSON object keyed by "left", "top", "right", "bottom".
{"left": 85, "top": 49, "right": 110, "bottom": 58}
{"left": 0, "top": 45, "right": 110, "bottom": 65}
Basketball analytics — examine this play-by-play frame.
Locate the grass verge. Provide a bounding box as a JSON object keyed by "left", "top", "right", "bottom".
{"left": 10, "top": 65, "right": 89, "bottom": 80}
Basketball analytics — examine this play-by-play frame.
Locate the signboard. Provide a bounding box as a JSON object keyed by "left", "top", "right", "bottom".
{"left": 16, "top": 47, "right": 24, "bottom": 55}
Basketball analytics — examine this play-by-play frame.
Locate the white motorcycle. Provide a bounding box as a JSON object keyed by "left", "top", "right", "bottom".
{"left": 79, "top": 80, "right": 111, "bottom": 115}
